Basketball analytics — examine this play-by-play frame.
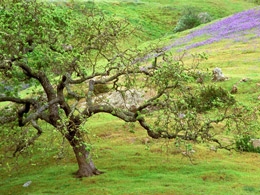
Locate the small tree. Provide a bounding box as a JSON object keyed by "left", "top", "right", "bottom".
{"left": 0, "top": 1, "right": 258, "bottom": 178}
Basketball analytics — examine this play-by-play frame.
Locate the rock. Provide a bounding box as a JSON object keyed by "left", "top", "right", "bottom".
{"left": 251, "top": 139, "right": 260, "bottom": 149}
{"left": 230, "top": 85, "right": 238, "bottom": 94}
{"left": 178, "top": 113, "right": 186, "bottom": 119}
{"left": 209, "top": 146, "right": 217, "bottom": 152}
{"left": 240, "top": 78, "right": 248, "bottom": 82}
{"left": 107, "top": 89, "right": 145, "bottom": 110}
{"left": 182, "top": 149, "right": 195, "bottom": 156}
{"left": 212, "top": 67, "right": 226, "bottom": 81}
{"left": 23, "top": 181, "right": 32, "bottom": 187}
{"left": 142, "top": 137, "right": 151, "bottom": 144}
{"left": 62, "top": 44, "right": 73, "bottom": 51}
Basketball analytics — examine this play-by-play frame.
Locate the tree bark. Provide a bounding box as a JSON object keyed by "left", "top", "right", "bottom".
{"left": 66, "top": 128, "right": 103, "bottom": 178}
{"left": 72, "top": 144, "right": 102, "bottom": 177}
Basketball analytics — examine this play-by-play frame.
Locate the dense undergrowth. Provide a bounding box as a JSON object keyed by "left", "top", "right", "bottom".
{"left": 1, "top": 0, "right": 260, "bottom": 194}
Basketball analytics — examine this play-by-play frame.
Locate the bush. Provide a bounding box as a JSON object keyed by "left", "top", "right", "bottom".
{"left": 197, "top": 12, "right": 212, "bottom": 23}
{"left": 174, "top": 8, "right": 212, "bottom": 33}
{"left": 235, "top": 135, "right": 260, "bottom": 153}
{"left": 179, "top": 85, "right": 236, "bottom": 112}
{"left": 198, "top": 85, "right": 235, "bottom": 109}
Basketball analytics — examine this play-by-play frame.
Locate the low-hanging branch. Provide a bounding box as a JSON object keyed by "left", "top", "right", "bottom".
{"left": 13, "top": 120, "right": 43, "bottom": 157}
{"left": 0, "top": 96, "right": 36, "bottom": 105}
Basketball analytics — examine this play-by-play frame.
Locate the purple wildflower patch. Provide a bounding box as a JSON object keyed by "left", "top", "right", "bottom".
{"left": 166, "top": 8, "right": 260, "bottom": 51}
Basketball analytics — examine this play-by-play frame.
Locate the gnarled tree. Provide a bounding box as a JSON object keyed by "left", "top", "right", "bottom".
{"left": 0, "top": 1, "right": 258, "bottom": 177}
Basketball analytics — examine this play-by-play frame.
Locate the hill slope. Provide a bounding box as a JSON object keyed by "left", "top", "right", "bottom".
{"left": 168, "top": 7, "right": 260, "bottom": 51}
{"left": 74, "top": 0, "right": 257, "bottom": 41}
{"left": 160, "top": 7, "right": 260, "bottom": 106}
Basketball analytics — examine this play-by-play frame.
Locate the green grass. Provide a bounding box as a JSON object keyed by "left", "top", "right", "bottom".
{"left": 175, "top": 35, "right": 260, "bottom": 106}
{"left": 1, "top": 117, "right": 260, "bottom": 195}
{"left": 67, "top": 0, "right": 256, "bottom": 41}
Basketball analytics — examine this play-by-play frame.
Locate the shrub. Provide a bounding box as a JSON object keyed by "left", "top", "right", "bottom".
{"left": 174, "top": 8, "right": 212, "bottom": 33}
{"left": 197, "top": 12, "right": 212, "bottom": 23}
{"left": 179, "top": 85, "right": 236, "bottom": 112}
{"left": 235, "top": 135, "right": 260, "bottom": 153}
{"left": 198, "top": 85, "right": 235, "bottom": 109}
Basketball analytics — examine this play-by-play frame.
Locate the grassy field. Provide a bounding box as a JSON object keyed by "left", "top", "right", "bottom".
{"left": 1, "top": 0, "right": 260, "bottom": 195}
{"left": 1, "top": 115, "right": 260, "bottom": 194}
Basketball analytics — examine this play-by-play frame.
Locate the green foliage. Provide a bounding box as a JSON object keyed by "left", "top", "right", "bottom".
{"left": 181, "top": 85, "right": 236, "bottom": 112}
{"left": 0, "top": 0, "right": 73, "bottom": 86}
{"left": 235, "top": 135, "right": 260, "bottom": 153}
{"left": 174, "top": 7, "right": 212, "bottom": 33}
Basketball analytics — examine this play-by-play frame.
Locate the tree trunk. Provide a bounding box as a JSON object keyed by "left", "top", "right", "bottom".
{"left": 63, "top": 116, "right": 103, "bottom": 177}
{"left": 65, "top": 125, "right": 103, "bottom": 178}
{"left": 72, "top": 143, "right": 103, "bottom": 177}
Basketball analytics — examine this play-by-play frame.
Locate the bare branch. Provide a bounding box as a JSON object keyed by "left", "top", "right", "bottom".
{"left": 18, "top": 62, "right": 39, "bottom": 79}
{"left": 84, "top": 104, "right": 136, "bottom": 122}
{"left": 0, "top": 96, "right": 36, "bottom": 104}
{"left": 86, "top": 80, "right": 95, "bottom": 108}
{"left": 18, "top": 102, "right": 31, "bottom": 126}
{"left": 57, "top": 75, "right": 72, "bottom": 116}
{"left": 136, "top": 84, "right": 179, "bottom": 112}
{"left": 19, "top": 98, "right": 60, "bottom": 126}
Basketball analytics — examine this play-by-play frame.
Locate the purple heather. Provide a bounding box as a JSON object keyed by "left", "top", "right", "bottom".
{"left": 165, "top": 8, "right": 260, "bottom": 51}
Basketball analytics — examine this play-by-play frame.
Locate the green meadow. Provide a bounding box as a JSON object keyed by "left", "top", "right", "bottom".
{"left": 1, "top": 115, "right": 260, "bottom": 195}
{"left": 1, "top": 0, "right": 260, "bottom": 194}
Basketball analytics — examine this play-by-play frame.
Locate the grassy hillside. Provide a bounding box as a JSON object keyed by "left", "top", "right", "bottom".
{"left": 112, "top": 0, "right": 255, "bottom": 40}
{"left": 162, "top": 7, "right": 260, "bottom": 106}
{"left": 58, "top": 0, "right": 257, "bottom": 41}
{"left": 1, "top": 1, "right": 260, "bottom": 195}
